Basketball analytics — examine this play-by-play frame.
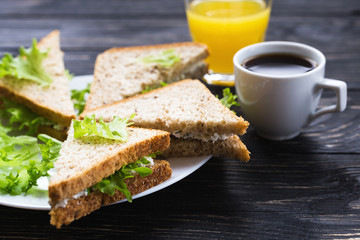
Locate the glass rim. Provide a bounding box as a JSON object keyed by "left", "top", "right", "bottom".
{"left": 185, "top": 0, "right": 273, "bottom": 9}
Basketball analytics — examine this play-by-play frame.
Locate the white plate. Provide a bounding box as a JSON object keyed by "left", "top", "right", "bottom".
{"left": 0, "top": 75, "right": 211, "bottom": 210}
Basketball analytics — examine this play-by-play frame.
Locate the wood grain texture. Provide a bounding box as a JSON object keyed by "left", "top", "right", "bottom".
{"left": 0, "top": 0, "right": 359, "bottom": 239}
{"left": 1, "top": 153, "right": 360, "bottom": 239}
{"left": 0, "top": 1, "right": 359, "bottom": 87}
{"left": 0, "top": 0, "right": 359, "bottom": 17}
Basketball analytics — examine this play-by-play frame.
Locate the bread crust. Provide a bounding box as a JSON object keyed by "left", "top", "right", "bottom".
{"left": 101, "top": 42, "right": 209, "bottom": 61}
{"left": 48, "top": 128, "right": 170, "bottom": 203}
{"left": 0, "top": 86, "right": 74, "bottom": 126}
{"left": 163, "top": 135, "right": 250, "bottom": 162}
{"left": 50, "top": 160, "right": 172, "bottom": 229}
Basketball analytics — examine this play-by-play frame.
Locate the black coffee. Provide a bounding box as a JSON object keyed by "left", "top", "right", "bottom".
{"left": 242, "top": 54, "right": 317, "bottom": 76}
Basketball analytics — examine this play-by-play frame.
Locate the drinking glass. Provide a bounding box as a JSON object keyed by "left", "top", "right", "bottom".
{"left": 185, "top": 0, "right": 272, "bottom": 86}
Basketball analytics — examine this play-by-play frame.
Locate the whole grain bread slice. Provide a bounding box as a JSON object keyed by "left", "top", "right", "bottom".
{"left": 50, "top": 160, "right": 172, "bottom": 229}
{"left": 84, "top": 42, "right": 209, "bottom": 111}
{"left": 81, "top": 79, "right": 249, "bottom": 141}
{"left": 162, "top": 135, "right": 250, "bottom": 162}
{"left": 48, "top": 123, "right": 170, "bottom": 204}
{"left": 0, "top": 30, "right": 75, "bottom": 126}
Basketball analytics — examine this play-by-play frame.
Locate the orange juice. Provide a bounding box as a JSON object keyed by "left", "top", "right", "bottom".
{"left": 186, "top": 0, "right": 271, "bottom": 74}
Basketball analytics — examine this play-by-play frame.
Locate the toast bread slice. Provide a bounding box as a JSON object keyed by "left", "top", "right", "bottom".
{"left": 0, "top": 30, "right": 76, "bottom": 126}
{"left": 48, "top": 123, "right": 170, "bottom": 204}
{"left": 50, "top": 160, "right": 172, "bottom": 229}
{"left": 84, "top": 42, "right": 209, "bottom": 111}
{"left": 81, "top": 79, "right": 249, "bottom": 141}
{"left": 163, "top": 135, "right": 250, "bottom": 162}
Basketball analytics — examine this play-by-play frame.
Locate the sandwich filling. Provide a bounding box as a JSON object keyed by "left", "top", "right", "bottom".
{"left": 172, "top": 61, "right": 207, "bottom": 82}
{"left": 172, "top": 130, "right": 233, "bottom": 143}
{"left": 54, "top": 153, "right": 156, "bottom": 208}
{"left": 54, "top": 190, "right": 88, "bottom": 208}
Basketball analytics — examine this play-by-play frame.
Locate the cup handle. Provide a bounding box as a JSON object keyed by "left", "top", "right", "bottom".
{"left": 310, "top": 78, "right": 347, "bottom": 120}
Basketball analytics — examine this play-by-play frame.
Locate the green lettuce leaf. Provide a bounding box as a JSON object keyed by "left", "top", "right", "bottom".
{"left": 139, "top": 49, "right": 181, "bottom": 68}
{"left": 0, "top": 39, "right": 53, "bottom": 87}
{"left": 0, "top": 133, "right": 61, "bottom": 195}
{"left": 141, "top": 81, "right": 168, "bottom": 94}
{"left": 0, "top": 98, "right": 55, "bottom": 135}
{"left": 217, "top": 88, "right": 240, "bottom": 110}
{"left": 64, "top": 69, "right": 74, "bottom": 81}
{"left": 90, "top": 156, "right": 155, "bottom": 202}
{"left": 73, "top": 114, "right": 135, "bottom": 141}
{"left": 0, "top": 122, "right": 11, "bottom": 134}
{"left": 38, "top": 134, "right": 62, "bottom": 163}
{"left": 71, "top": 83, "right": 91, "bottom": 115}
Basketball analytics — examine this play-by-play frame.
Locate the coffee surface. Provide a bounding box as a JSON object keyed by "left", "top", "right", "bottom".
{"left": 242, "top": 54, "right": 317, "bottom": 76}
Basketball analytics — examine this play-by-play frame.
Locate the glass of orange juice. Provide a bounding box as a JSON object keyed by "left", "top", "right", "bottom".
{"left": 185, "top": 0, "right": 272, "bottom": 86}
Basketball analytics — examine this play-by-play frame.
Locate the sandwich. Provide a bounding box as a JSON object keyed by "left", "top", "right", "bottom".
{"left": 81, "top": 79, "right": 250, "bottom": 161}
{"left": 48, "top": 115, "right": 172, "bottom": 228}
{"left": 0, "top": 30, "right": 76, "bottom": 140}
{"left": 84, "top": 42, "right": 209, "bottom": 111}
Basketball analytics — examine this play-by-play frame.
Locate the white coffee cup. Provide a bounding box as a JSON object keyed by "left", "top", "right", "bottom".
{"left": 233, "top": 41, "right": 347, "bottom": 140}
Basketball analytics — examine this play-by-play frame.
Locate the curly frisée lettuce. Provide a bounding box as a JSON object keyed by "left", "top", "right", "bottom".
{"left": 0, "top": 98, "right": 55, "bottom": 135}
{"left": 90, "top": 154, "right": 158, "bottom": 202}
{"left": 0, "top": 132, "right": 61, "bottom": 195}
{"left": 38, "top": 134, "right": 62, "bottom": 163}
{"left": 64, "top": 69, "right": 74, "bottom": 81}
{"left": 139, "top": 49, "right": 181, "bottom": 68}
{"left": 141, "top": 81, "right": 168, "bottom": 94}
{"left": 0, "top": 39, "right": 53, "bottom": 87}
{"left": 217, "top": 88, "right": 240, "bottom": 110}
{"left": 71, "top": 83, "right": 91, "bottom": 115}
{"left": 73, "top": 114, "right": 135, "bottom": 141}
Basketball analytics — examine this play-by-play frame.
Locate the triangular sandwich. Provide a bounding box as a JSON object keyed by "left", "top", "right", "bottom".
{"left": 49, "top": 121, "right": 171, "bottom": 228}
{"left": 0, "top": 30, "right": 75, "bottom": 140}
{"left": 81, "top": 79, "right": 250, "bottom": 161}
{"left": 84, "top": 42, "right": 209, "bottom": 111}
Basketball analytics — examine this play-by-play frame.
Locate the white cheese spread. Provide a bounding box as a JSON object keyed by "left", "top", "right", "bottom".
{"left": 54, "top": 190, "right": 88, "bottom": 208}
{"left": 172, "top": 131, "right": 232, "bottom": 142}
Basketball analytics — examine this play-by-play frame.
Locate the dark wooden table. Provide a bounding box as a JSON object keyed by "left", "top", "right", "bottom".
{"left": 1, "top": 0, "right": 359, "bottom": 239}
